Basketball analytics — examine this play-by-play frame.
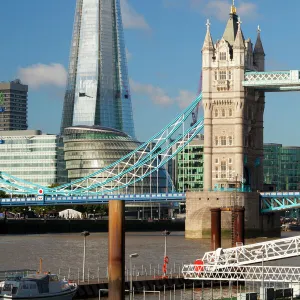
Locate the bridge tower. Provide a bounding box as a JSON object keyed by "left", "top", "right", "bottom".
{"left": 185, "top": 4, "right": 280, "bottom": 239}
{"left": 203, "top": 3, "right": 265, "bottom": 192}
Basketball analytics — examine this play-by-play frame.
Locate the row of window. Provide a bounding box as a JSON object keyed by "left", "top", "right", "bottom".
{"left": 214, "top": 70, "right": 232, "bottom": 81}
{"left": 215, "top": 136, "right": 233, "bottom": 146}
{"left": 214, "top": 108, "right": 233, "bottom": 117}
{"left": 215, "top": 158, "right": 232, "bottom": 164}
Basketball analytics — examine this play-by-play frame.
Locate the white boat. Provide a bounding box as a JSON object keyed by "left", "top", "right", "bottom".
{"left": 0, "top": 273, "right": 77, "bottom": 300}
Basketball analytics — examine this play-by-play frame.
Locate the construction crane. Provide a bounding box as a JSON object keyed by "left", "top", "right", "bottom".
{"left": 182, "top": 235, "right": 300, "bottom": 281}
{"left": 190, "top": 72, "right": 202, "bottom": 127}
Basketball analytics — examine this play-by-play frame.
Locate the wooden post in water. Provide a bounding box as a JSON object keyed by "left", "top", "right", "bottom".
{"left": 108, "top": 200, "right": 125, "bottom": 300}
{"left": 210, "top": 208, "right": 221, "bottom": 251}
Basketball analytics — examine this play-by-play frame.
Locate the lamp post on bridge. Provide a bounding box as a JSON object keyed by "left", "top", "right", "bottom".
{"left": 255, "top": 250, "right": 265, "bottom": 300}
{"left": 129, "top": 253, "right": 138, "bottom": 300}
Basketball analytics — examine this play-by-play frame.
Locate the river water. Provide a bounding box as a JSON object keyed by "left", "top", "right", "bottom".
{"left": 1, "top": 231, "right": 300, "bottom": 298}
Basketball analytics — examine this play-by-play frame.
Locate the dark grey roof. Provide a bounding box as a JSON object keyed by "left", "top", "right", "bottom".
{"left": 222, "top": 13, "right": 239, "bottom": 46}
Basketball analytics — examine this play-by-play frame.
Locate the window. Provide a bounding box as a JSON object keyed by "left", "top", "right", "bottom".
{"left": 222, "top": 109, "right": 225, "bottom": 117}
{"left": 228, "top": 70, "right": 232, "bottom": 80}
{"left": 221, "top": 161, "right": 226, "bottom": 171}
{"left": 229, "top": 108, "right": 233, "bottom": 116}
{"left": 220, "top": 52, "right": 226, "bottom": 60}
{"left": 228, "top": 136, "right": 233, "bottom": 145}
{"left": 221, "top": 161, "right": 226, "bottom": 178}
{"left": 219, "top": 71, "right": 226, "bottom": 80}
{"left": 229, "top": 158, "right": 232, "bottom": 164}
{"left": 229, "top": 166, "right": 232, "bottom": 178}
{"left": 214, "top": 72, "right": 218, "bottom": 80}
{"left": 215, "top": 158, "right": 219, "bottom": 164}
{"left": 215, "top": 109, "right": 218, "bottom": 117}
{"left": 221, "top": 136, "right": 226, "bottom": 146}
{"left": 215, "top": 137, "right": 219, "bottom": 146}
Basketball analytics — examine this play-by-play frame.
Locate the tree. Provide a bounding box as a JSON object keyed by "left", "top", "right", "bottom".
{"left": 0, "top": 190, "right": 7, "bottom": 198}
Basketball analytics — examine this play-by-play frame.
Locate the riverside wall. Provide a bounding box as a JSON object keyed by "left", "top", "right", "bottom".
{"left": 0, "top": 219, "right": 184, "bottom": 235}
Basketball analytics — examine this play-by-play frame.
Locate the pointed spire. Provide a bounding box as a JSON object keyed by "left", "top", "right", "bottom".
{"left": 233, "top": 17, "right": 245, "bottom": 49}
{"left": 222, "top": 2, "right": 239, "bottom": 46}
{"left": 254, "top": 25, "right": 265, "bottom": 55}
{"left": 202, "top": 19, "right": 214, "bottom": 51}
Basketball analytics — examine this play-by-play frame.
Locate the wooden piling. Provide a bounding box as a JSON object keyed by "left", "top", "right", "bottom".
{"left": 108, "top": 200, "right": 125, "bottom": 300}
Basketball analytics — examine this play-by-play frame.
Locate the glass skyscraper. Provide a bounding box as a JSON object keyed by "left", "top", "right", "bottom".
{"left": 61, "top": 0, "right": 135, "bottom": 138}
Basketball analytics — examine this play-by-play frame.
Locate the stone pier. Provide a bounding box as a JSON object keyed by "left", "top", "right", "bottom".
{"left": 185, "top": 191, "right": 281, "bottom": 239}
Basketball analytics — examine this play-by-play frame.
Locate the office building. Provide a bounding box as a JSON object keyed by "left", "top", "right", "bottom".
{"left": 0, "top": 130, "right": 59, "bottom": 186}
{"left": 0, "top": 79, "right": 28, "bottom": 131}
{"left": 61, "top": 0, "right": 135, "bottom": 138}
{"left": 176, "top": 135, "right": 204, "bottom": 192}
{"left": 263, "top": 143, "right": 300, "bottom": 191}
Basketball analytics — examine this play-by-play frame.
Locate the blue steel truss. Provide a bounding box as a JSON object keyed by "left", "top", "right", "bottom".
{"left": 0, "top": 94, "right": 203, "bottom": 197}
{"left": 260, "top": 191, "right": 300, "bottom": 213}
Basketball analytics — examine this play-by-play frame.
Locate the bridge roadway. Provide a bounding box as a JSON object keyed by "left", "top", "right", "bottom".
{"left": 0, "top": 192, "right": 186, "bottom": 207}
{"left": 1, "top": 191, "right": 300, "bottom": 213}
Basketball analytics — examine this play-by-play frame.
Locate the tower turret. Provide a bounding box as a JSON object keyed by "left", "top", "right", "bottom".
{"left": 202, "top": 19, "right": 214, "bottom": 191}
{"left": 233, "top": 17, "right": 245, "bottom": 65}
{"left": 254, "top": 26, "right": 265, "bottom": 71}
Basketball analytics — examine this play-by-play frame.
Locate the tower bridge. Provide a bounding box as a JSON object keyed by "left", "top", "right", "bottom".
{"left": 1, "top": 3, "right": 300, "bottom": 239}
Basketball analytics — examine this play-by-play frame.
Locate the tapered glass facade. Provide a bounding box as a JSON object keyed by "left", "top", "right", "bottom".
{"left": 61, "top": 0, "right": 135, "bottom": 138}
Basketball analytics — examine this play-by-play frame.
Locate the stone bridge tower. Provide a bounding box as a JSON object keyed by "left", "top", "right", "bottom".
{"left": 202, "top": 3, "right": 265, "bottom": 192}
{"left": 185, "top": 4, "right": 280, "bottom": 239}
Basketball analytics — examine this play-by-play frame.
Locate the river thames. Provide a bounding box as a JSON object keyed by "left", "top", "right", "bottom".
{"left": 1, "top": 231, "right": 300, "bottom": 278}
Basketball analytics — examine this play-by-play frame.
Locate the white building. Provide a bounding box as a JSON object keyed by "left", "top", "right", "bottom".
{"left": 59, "top": 209, "right": 82, "bottom": 219}
{"left": 0, "top": 130, "right": 60, "bottom": 186}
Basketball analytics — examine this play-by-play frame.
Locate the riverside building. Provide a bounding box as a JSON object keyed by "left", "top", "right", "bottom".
{"left": 175, "top": 135, "right": 204, "bottom": 192}
{"left": 263, "top": 143, "right": 300, "bottom": 191}
{"left": 0, "top": 130, "right": 59, "bottom": 186}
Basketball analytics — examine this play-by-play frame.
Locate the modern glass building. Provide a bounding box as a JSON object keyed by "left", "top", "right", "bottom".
{"left": 263, "top": 143, "right": 300, "bottom": 191}
{"left": 175, "top": 135, "right": 204, "bottom": 192}
{"left": 61, "top": 0, "right": 135, "bottom": 138}
{"left": 63, "top": 126, "right": 172, "bottom": 193}
{"left": 0, "top": 130, "right": 59, "bottom": 186}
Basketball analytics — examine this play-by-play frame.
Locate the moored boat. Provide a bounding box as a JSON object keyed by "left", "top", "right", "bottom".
{"left": 0, "top": 273, "right": 77, "bottom": 300}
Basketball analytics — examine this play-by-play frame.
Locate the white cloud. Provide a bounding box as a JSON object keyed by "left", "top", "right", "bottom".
{"left": 189, "top": 0, "right": 258, "bottom": 21}
{"left": 18, "top": 63, "right": 67, "bottom": 89}
{"left": 175, "top": 90, "right": 197, "bottom": 109}
{"left": 120, "top": 0, "right": 150, "bottom": 30}
{"left": 126, "top": 48, "right": 132, "bottom": 60}
{"left": 130, "top": 79, "right": 173, "bottom": 106}
{"left": 130, "top": 79, "right": 196, "bottom": 108}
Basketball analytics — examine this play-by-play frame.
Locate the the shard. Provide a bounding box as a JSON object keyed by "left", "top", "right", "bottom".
{"left": 60, "top": 0, "right": 135, "bottom": 138}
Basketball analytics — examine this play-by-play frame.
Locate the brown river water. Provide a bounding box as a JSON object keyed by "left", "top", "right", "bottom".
{"left": 1, "top": 231, "right": 300, "bottom": 299}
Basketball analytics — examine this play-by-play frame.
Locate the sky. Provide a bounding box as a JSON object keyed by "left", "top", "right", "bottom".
{"left": 0, "top": 0, "right": 300, "bottom": 145}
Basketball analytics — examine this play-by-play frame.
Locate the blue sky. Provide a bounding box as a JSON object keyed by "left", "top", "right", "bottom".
{"left": 0, "top": 0, "right": 299, "bottom": 145}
